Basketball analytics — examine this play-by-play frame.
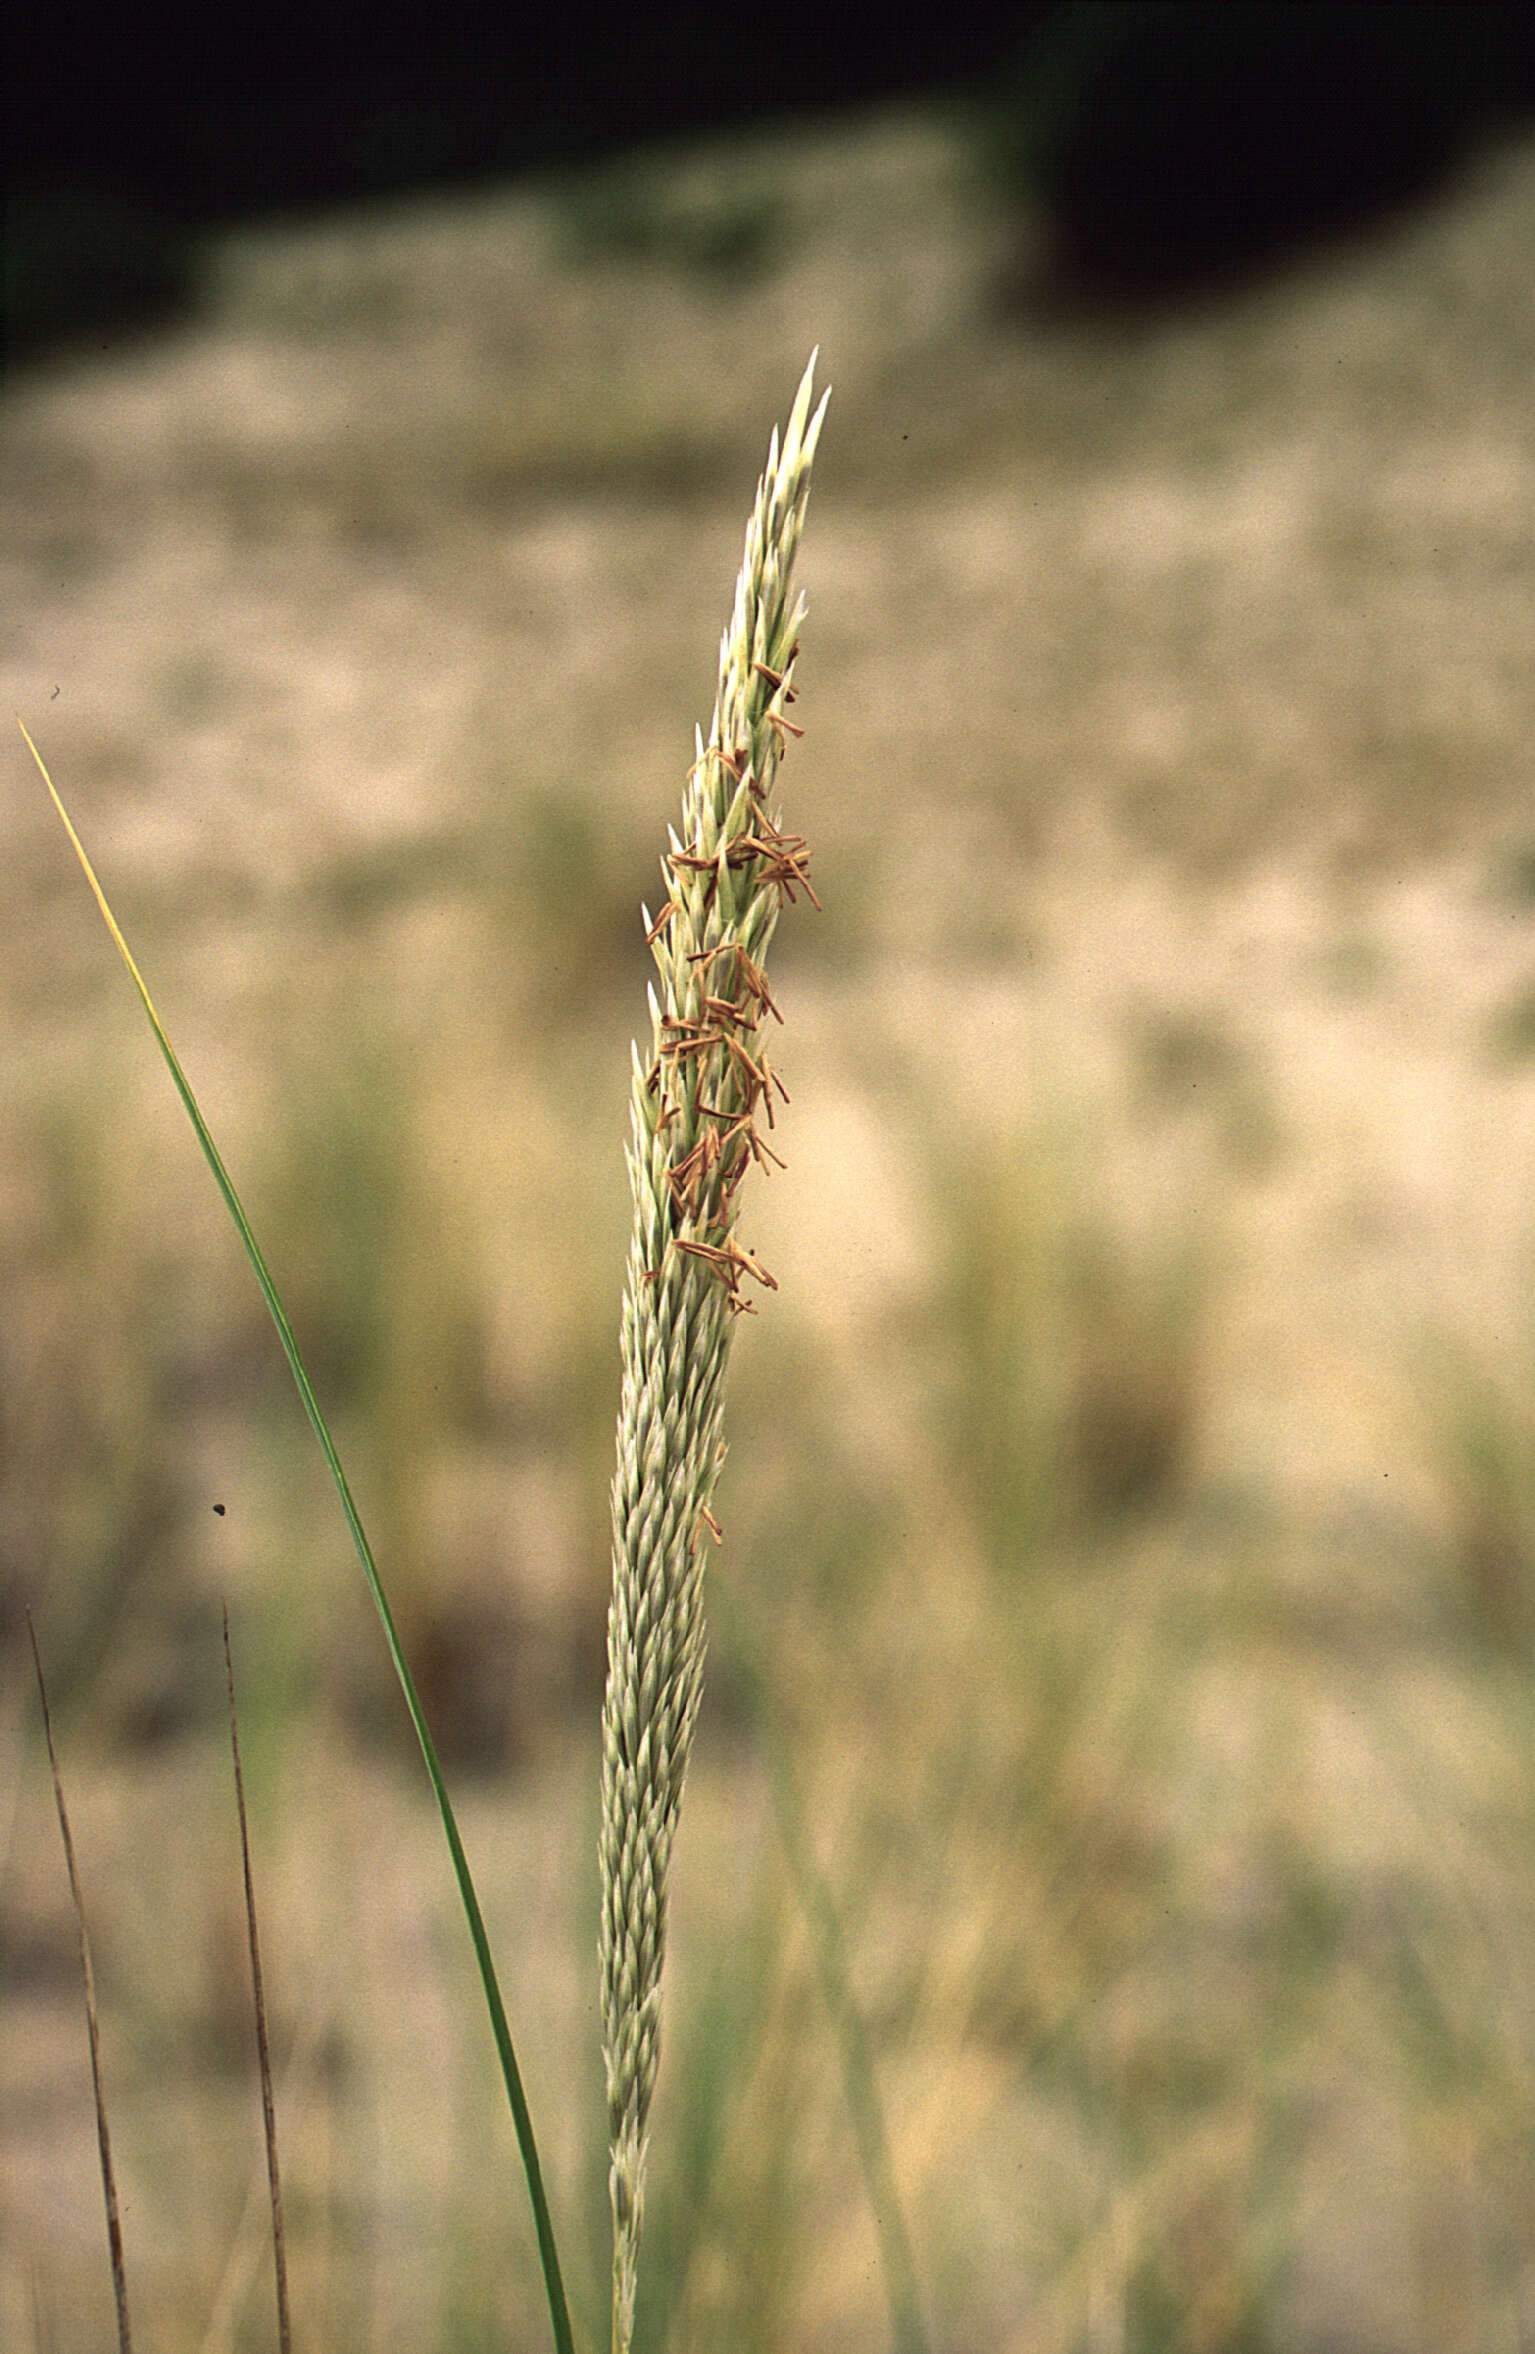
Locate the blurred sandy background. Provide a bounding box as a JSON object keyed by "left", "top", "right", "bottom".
{"left": 6, "top": 91, "right": 1535, "bottom": 2354}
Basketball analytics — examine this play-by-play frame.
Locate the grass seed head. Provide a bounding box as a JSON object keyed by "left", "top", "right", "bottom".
{"left": 598, "top": 352, "right": 827, "bottom": 2352}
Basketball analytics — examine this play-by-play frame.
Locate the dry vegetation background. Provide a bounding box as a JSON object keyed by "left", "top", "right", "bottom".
{"left": 6, "top": 99, "right": 1535, "bottom": 2354}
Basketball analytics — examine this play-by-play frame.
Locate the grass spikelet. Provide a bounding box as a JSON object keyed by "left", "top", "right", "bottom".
{"left": 599, "top": 353, "right": 828, "bottom": 2354}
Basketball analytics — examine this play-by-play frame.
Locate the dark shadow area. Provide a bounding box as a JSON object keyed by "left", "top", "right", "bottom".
{"left": 988, "top": 1, "right": 1535, "bottom": 309}
{"left": 12, "top": 4, "right": 1535, "bottom": 364}
{"left": 4, "top": 4, "right": 1036, "bottom": 365}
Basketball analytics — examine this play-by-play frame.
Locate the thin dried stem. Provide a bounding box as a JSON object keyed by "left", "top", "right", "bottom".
{"left": 28, "top": 1613, "right": 134, "bottom": 2354}
{"left": 222, "top": 1605, "right": 292, "bottom": 2354}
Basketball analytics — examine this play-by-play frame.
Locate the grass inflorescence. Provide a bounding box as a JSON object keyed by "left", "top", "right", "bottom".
{"left": 600, "top": 353, "right": 828, "bottom": 2354}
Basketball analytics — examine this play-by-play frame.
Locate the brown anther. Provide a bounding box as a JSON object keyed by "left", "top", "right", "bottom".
{"left": 702, "top": 1106, "right": 754, "bottom": 1155}
{"left": 675, "top": 1235, "right": 737, "bottom": 1283}
{"left": 722, "top": 1032, "right": 770, "bottom": 1100}
{"left": 775, "top": 850, "right": 820, "bottom": 911}
{"left": 755, "top": 1056, "right": 790, "bottom": 1128}
{"left": 666, "top": 1034, "right": 725, "bottom": 1066}
{"left": 658, "top": 1019, "right": 726, "bottom": 1066}
{"left": 712, "top": 947, "right": 781, "bottom": 1023}
{"left": 688, "top": 944, "right": 776, "bottom": 1011}
{"left": 728, "top": 825, "right": 820, "bottom": 910}
{"left": 701, "top": 991, "right": 754, "bottom": 1028}
{"left": 666, "top": 1129, "right": 726, "bottom": 1215}
{"left": 674, "top": 1230, "right": 778, "bottom": 1302}
{"left": 728, "top": 1241, "right": 778, "bottom": 1292}
{"left": 644, "top": 900, "right": 679, "bottom": 946}
{"left": 700, "top": 1102, "right": 787, "bottom": 1178}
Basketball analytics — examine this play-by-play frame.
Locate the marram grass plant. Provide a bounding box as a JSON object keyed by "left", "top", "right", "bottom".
{"left": 600, "top": 351, "right": 828, "bottom": 2354}
{"left": 20, "top": 353, "right": 841, "bottom": 2354}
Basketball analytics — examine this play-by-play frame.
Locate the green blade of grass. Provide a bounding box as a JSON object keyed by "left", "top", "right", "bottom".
{"left": 19, "top": 718, "right": 576, "bottom": 2354}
